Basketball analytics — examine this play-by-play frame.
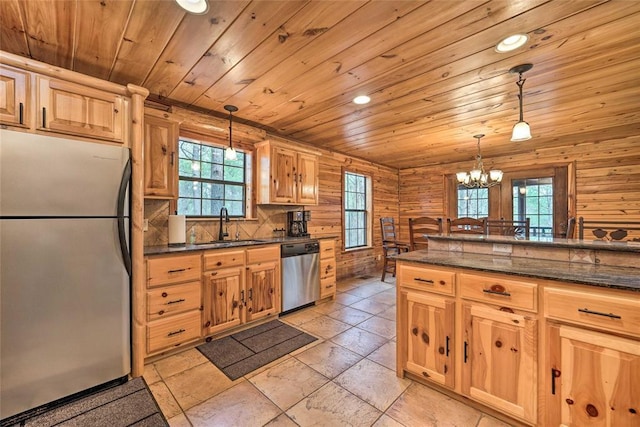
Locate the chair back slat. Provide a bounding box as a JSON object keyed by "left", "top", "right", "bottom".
{"left": 409, "top": 217, "right": 442, "bottom": 250}
{"left": 485, "top": 218, "right": 530, "bottom": 238}
{"left": 578, "top": 217, "right": 640, "bottom": 241}
{"left": 447, "top": 217, "right": 485, "bottom": 235}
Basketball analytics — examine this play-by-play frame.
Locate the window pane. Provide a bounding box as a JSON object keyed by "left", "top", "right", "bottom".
{"left": 457, "top": 186, "right": 488, "bottom": 218}
{"left": 177, "top": 139, "right": 246, "bottom": 217}
{"left": 344, "top": 171, "right": 369, "bottom": 249}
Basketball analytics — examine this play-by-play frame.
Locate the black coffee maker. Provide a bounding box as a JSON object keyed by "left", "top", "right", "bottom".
{"left": 287, "top": 209, "right": 311, "bottom": 237}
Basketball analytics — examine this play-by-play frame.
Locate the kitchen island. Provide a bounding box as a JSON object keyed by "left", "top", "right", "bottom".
{"left": 395, "top": 235, "right": 639, "bottom": 427}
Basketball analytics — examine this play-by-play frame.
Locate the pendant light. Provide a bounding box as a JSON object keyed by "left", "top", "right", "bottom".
{"left": 509, "top": 63, "right": 533, "bottom": 142}
{"left": 175, "top": 0, "right": 208, "bottom": 14}
{"left": 224, "top": 105, "right": 238, "bottom": 161}
{"left": 456, "top": 134, "right": 503, "bottom": 188}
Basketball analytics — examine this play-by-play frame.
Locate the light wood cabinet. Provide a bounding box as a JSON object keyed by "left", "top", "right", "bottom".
{"left": 401, "top": 289, "right": 455, "bottom": 389}
{"left": 319, "top": 239, "right": 336, "bottom": 299}
{"left": 36, "top": 75, "right": 126, "bottom": 142}
{"left": 245, "top": 245, "right": 280, "bottom": 322}
{"left": 144, "top": 114, "right": 178, "bottom": 198}
{"left": 203, "top": 266, "right": 244, "bottom": 335}
{"left": 461, "top": 303, "right": 537, "bottom": 423}
{"left": 546, "top": 324, "right": 640, "bottom": 427}
{"left": 255, "top": 140, "right": 319, "bottom": 205}
{"left": 145, "top": 254, "right": 202, "bottom": 355}
{"left": 0, "top": 64, "right": 29, "bottom": 128}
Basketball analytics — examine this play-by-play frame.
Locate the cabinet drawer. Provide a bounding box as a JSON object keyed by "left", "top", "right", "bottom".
{"left": 147, "top": 281, "right": 201, "bottom": 321}
{"left": 544, "top": 287, "right": 640, "bottom": 338}
{"left": 246, "top": 245, "right": 279, "bottom": 265}
{"left": 147, "top": 311, "right": 201, "bottom": 354}
{"left": 319, "top": 240, "right": 335, "bottom": 260}
{"left": 459, "top": 273, "right": 538, "bottom": 312}
{"left": 398, "top": 264, "right": 455, "bottom": 295}
{"left": 147, "top": 254, "right": 201, "bottom": 287}
{"left": 320, "top": 258, "right": 335, "bottom": 278}
{"left": 203, "top": 249, "right": 245, "bottom": 271}
{"left": 320, "top": 274, "right": 336, "bottom": 298}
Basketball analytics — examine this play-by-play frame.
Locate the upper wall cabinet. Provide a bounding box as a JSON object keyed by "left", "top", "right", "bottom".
{"left": 0, "top": 64, "right": 30, "bottom": 128}
{"left": 36, "top": 76, "right": 126, "bottom": 143}
{"left": 255, "top": 140, "right": 320, "bottom": 205}
{"left": 144, "top": 114, "right": 178, "bottom": 199}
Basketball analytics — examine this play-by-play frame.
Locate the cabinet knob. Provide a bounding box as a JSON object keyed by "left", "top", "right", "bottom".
{"left": 161, "top": 292, "right": 168, "bottom": 297}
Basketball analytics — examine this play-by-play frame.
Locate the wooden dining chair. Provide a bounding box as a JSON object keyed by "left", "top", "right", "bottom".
{"left": 446, "top": 217, "right": 485, "bottom": 235}
{"left": 485, "top": 218, "right": 530, "bottom": 238}
{"left": 563, "top": 217, "right": 576, "bottom": 239}
{"left": 577, "top": 217, "right": 640, "bottom": 241}
{"left": 408, "top": 217, "right": 443, "bottom": 250}
{"left": 380, "top": 217, "right": 410, "bottom": 281}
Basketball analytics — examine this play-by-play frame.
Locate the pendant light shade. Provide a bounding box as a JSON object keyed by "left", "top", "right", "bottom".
{"left": 509, "top": 63, "right": 533, "bottom": 142}
{"left": 224, "top": 105, "right": 238, "bottom": 161}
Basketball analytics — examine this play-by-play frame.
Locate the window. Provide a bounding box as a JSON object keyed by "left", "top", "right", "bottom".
{"left": 513, "top": 177, "right": 553, "bottom": 237}
{"left": 344, "top": 171, "right": 371, "bottom": 249}
{"left": 177, "top": 138, "right": 246, "bottom": 217}
{"left": 457, "top": 186, "right": 489, "bottom": 218}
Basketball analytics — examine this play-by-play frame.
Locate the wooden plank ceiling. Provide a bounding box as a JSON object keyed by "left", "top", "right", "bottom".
{"left": 2, "top": 0, "right": 639, "bottom": 169}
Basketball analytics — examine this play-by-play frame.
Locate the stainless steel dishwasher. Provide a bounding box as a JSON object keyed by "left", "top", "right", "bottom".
{"left": 281, "top": 240, "right": 320, "bottom": 313}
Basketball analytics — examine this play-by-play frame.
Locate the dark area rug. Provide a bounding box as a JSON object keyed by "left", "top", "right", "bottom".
{"left": 197, "top": 320, "right": 317, "bottom": 380}
{"left": 2, "top": 378, "right": 167, "bottom": 427}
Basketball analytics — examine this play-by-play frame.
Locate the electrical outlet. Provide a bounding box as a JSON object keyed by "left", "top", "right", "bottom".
{"left": 143, "top": 219, "right": 149, "bottom": 232}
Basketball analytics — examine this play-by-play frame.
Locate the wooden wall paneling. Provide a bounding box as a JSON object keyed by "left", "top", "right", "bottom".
{"left": 169, "top": 0, "right": 307, "bottom": 105}
{"left": 142, "top": 1, "right": 249, "bottom": 98}
{"left": 73, "top": 0, "right": 132, "bottom": 80}
{"left": 109, "top": 1, "right": 184, "bottom": 86}
{"left": 0, "top": 0, "right": 29, "bottom": 57}
{"left": 192, "top": 0, "right": 366, "bottom": 113}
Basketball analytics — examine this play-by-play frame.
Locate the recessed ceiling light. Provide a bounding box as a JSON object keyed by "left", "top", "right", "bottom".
{"left": 175, "top": 0, "right": 208, "bottom": 14}
{"left": 495, "top": 34, "right": 528, "bottom": 53}
{"left": 353, "top": 95, "right": 371, "bottom": 105}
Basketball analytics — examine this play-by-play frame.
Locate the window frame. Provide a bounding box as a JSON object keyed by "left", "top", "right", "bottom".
{"left": 342, "top": 169, "right": 373, "bottom": 251}
{"left": 176, "top": 135, "right": 248, "bottom": 218}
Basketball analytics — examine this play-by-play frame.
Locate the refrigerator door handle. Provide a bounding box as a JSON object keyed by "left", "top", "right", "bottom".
{"left": 117, "top": 157, "right": 132, "bottom": 276}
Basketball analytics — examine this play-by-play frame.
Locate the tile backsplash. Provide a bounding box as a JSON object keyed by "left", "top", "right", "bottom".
{"left": 144, "top": 200, "right": 291, "bottom": 247}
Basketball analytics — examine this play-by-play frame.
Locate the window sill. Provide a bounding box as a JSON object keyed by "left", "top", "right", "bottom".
{"left": 343, "top": 245, "right": 373, "bottom": 253}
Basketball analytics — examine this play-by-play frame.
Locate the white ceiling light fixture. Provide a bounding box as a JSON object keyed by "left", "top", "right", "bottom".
{"left": 456, "top": 134, "right": 503, "bottom": 188}
{"left": 495, "top": 34, "right": 529, "bottom": 53}
{"left": 509, "top": 63, "right": 533, "bottom": 142}
{"left": 224, "top": 105, "right": 238, "bottom": 161}
{"left": 353, "top": 95, "right": 371, "bottom": 105}
{"left": 175, "top": 0, "right": 208, "bottom": 14}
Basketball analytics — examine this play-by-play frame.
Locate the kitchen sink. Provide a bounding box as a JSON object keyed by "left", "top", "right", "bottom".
{"left": 193, "top": 239, "right": 266, "bottom": 248}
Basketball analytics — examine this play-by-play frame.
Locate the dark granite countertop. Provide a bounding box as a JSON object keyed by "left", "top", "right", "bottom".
{"left": 427, "top": 234, "right": 640, "bottom": 253}
{"left": 396, "top": 249, "right": 640, "bottom": 292}
{"left": 144, "top": 235, "right": 337, "bottom": 256}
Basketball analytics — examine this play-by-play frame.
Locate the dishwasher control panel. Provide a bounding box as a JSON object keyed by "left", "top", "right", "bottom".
{"left": 281, "top": 240, "right": 320, "bottom": 257}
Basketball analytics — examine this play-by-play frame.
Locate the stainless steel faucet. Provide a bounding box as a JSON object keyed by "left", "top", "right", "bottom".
{"left": 218, "top": 207, "right": 229, "bottom": 241}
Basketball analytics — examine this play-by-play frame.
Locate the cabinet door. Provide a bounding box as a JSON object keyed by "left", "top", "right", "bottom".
{"left": 547, "top": 324, "right": 640, "bottom": 427}
{"left": 297, "top": 152, "right": 318, "bottom": 205}
{"left": 144, "top": 115, "right": 178, "bottom": 198}
{"left": 37, "top": 76, "right": 125, "bottom": 142}
{"left": 462, "top": 303, "right": 537, "bottom": 424}
{"left": 0, "top": 65, "right": 29, "bottom": 127}
{"left": 403, "top": 291, "right": 455, "bottom": 389}
{"left": 203, "top": 267, "right": 243, "bottom": 335}
{"left": 245, "top": 261, "right": 279, "bottom": 322}
{"left": 270, "top": 146, "right": 297, "bottom": 203}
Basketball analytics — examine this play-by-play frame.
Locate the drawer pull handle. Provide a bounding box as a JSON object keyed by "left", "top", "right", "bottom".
{"left": 464, "top": 341, "right": 469, "bottom": 363}
{"left": 19, "top": 102, "right": 24, "bottom": 124}
{"left": 167, "top": 329, "right": 185, "bottom": 337}
{"left": 578, "top": 308, "right": 621, "bottom": 319}
{"left": 167, "top": 298, "right": 185, "bottom": 305}
{"left": 42, "top": 107, "right": 46, "bottom": 128}
{"left": 551, "top": 368, "right": 561, "bottom": 395}
{"left": 482, "top": 289, "right": 511, "bottom": 297}
{"left": 414, "top": 278, "right": 434, "bottom": 284}
{"left": 168, "top": 268, "right": 186, "bottom": 273}
{"left": 445, "top": 336, "right": 450, "bottom": 356}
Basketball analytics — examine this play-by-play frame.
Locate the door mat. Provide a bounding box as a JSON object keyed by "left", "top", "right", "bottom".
{"left": 2, "top": 377, "right": 167, "bottom": 427}
{"left": 197, "top": 320, "right": 317, "bottom": 380}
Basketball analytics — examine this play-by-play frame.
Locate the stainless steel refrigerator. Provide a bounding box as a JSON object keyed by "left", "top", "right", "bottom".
{"left": 0, "top": 129, "right": 132, "bottom": 421}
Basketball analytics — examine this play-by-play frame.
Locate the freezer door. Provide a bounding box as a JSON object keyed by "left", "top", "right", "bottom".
{"left": 0, "top": 129, "right": 130, "bottom": 217}
{"left": 0, "top": 218, "right": 130, "bottom": 419}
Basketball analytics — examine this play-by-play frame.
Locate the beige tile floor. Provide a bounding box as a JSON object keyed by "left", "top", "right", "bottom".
{"left": 144, "top": 276, "right": 514, "bottom": 427}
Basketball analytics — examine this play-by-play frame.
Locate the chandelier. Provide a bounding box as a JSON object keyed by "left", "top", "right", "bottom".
{"left": 510, "top": 63, "right": 533, "bottom": 142}
{"left": 456, "top": 134, "right": 503, "bottom": 188}
{"left": 224, "top": 105, "right": 238, "bottom": 161}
